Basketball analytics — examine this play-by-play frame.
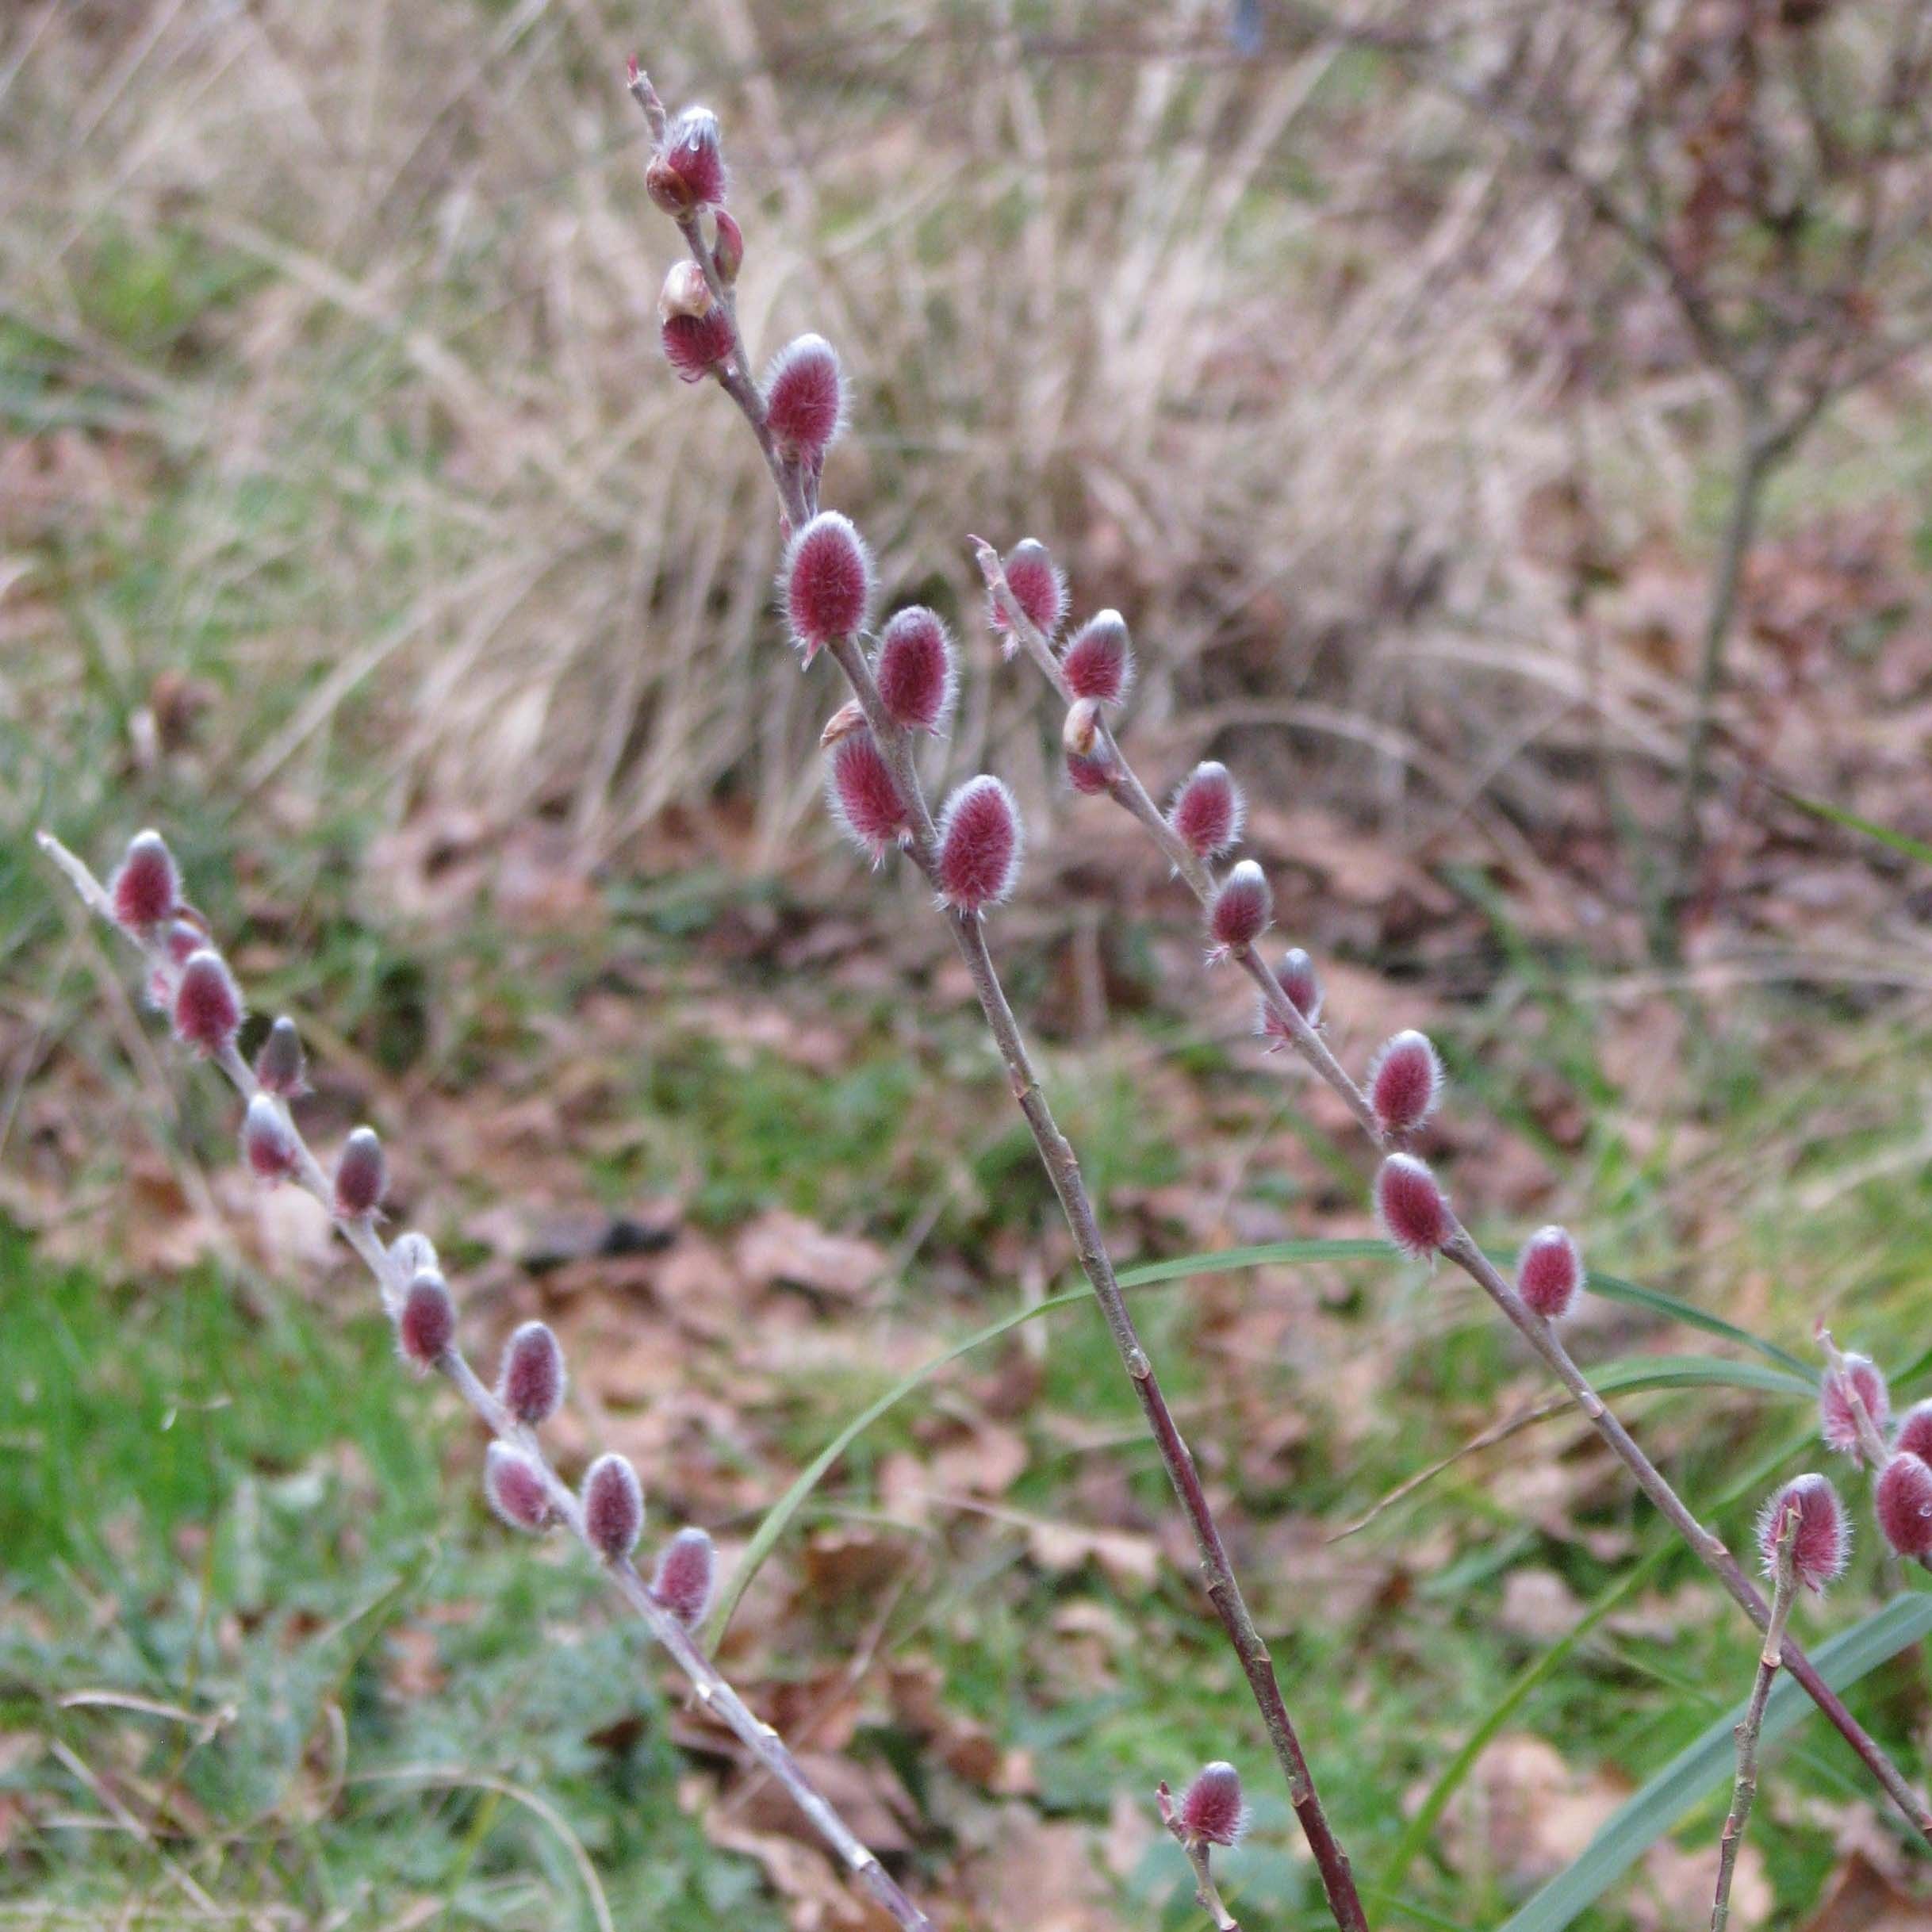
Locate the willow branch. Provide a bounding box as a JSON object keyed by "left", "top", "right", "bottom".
{"left": 36, "top": 830, "right": 937, "bottom": 1932}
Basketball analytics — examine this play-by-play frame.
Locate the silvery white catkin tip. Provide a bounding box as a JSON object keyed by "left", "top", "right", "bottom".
{"left": 241, "top": 1094, "right": 300, "bottom": 1183}
{"left": 1367, "top": 1029, "right": 1444, "bottom": 1135}
{"left": 1876, "top": 1452, "right": 1932, "bottom": 1558}
{"left": 1377, "top": 1153, "right": 1452, "bottom": 1258}
{"left": 1060, "top": 610, "right": 1134, "bottom": 707}
{"left": 1170, "top": 762, "right": 1244, "bottom": 860}
{"left": 1755, "top": 1473, "right": 1848, "bottom": 1593}
{"left": 1820, "top": 1352, "right": 1891, "bottom": 1461}
{"left": 498, "top": 1321, "right": 567, "bottom": 1426}
{"left": 390, "top": 1230, "right": 439, "bottom": 1279}
{"left": 582, "top": 1452, "right": 644, "bottom": 1561}
{"left": 935, "top": 776, "right": 1023, "bottom": 913}
{"left": 874, "top": 606, "right": 957, "bottom": 734}
{"left": 397, "top": 1271, "right": 454, "bottom": 1371}
{"left": 825, "top": 729, "right": 909, "bottom": 866}
{"left": 762, "top": 334, "right": 846, "bottom": 465}
{"left": 485, "top": 1442, "right": 552, "bottom": 1532}
{"left": 333, "top": 1126, "right": 386, "bottom": 1218}
{"left": 650, "top": 1526, "right": 719, "bottom": 1627}
{"left": 1177, "top": 1762, "right": 1248, "bottom": 1847}
{"left": 255, "top": 1016, "right": 308, "bottom": 1097}
{"left": 110, "top": 830, "right": 178, "bottom": 930}
{"left": 784, "top": 512, "right": 872, "bottom": 663}
{"left": 1516, "top": 1225, "right": 1582, "bottom": 1320}
{"left": 999, "top": 539, "right": 1066, "bottom": 641}
{"left": 172, "top": 950, "right": 243, "bottom": 1056}
{"left": 1207, "top": 860, "right": 1271, "bottom": 955}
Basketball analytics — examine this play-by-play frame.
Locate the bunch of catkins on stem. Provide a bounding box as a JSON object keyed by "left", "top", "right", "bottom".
{"left": 40, "top": 48, "right": 1932, "bottom": 1932}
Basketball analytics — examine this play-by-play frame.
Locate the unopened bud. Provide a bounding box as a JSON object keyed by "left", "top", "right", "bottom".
{"left": 1207, "top": 860, "right": 1271, "bottom": 956}
{"left": 390, "top": 1230, "right": 439, "bottom": 1279}
{"left": 1257, "top": 947, "right": 1321, "bottom": 1046}
{"left": 935, "top": 776, "right": 1022, "bottom": 913}
{"left": 819, "top": 699, "right": 868, "bottom": 748}
{"left": 784, "top": 512, "right": 872, "bottom": 662}
{"left": 1876, "top": 1451, "right": 1932, "bottom": 1558}
{"left": 1896, "top": 1401, "right": 1932, "bottom": 1465}
{"left": 1170, "top": 762, "right": 1244, "bottom": 860}
{"left": 1820, "top": 1352, "right": 1890, "bottom": 1462}
{"left": 172, "top": 950, "right": 243, "bottom": 1056}
{"left": 1060, "top": 610, "right": 1133, "bottom": 707}
{"left": 875, "top": 607, "right": 956, "bottom": 734}
{"left": 397, "top": 1270, "right": 454, "bottom": 1371}
{"left": 711, "top": 209, "right": 745, "bottom": 285}
{"left": 1756, "top": 1473, "right": 1848, "bottom": 1593}
{"left": 1063, "top": 697, "right": 1103, "bottom": 758}
{"left": 241, "top": 1094, "right": 301, "bottom": 1183}
{"left": 334, "top": 1125, "right": 387, "bottom": 1219}
{"left": 650, "top": 1525, "right": 718, "bottom": 1627}
{"left": 1367, "top": 1029, "right": 1443, "bottom": 1136}
{"left": 1176, "top": 1762, "right": 1248, "bottom": 1848}
{"left": 582, "top": 1451, "right": 644, "bottom": 1561}
{"left": 1516, "top": 1225, "right": 1582, "bottom": 1321}
{"left": 255, "top": 1016, "right": 308, "bottom": 1098}
{"left": 647, "top": 105, "right": 727, "bottom": 214}
{"left": 485, "top": 1441, "right": 552, "bottom": 1532}
{"left": 658, "top": 259, "right": 712, "bottom": 321}
{"left": 1376, "top": 1152, "right": 1452, "bottom": 1258}
{"left": 111, "top": 830, "right": 179, "bottom": 931}
{"left": 826, "top": 729, "right": 909, "bottom": 866}
{"left": 498, "top": 1320, "right": 567, "bottom": 1426}
{"left": 996, "top": 538, "right": 1066, "bottom": 643}
{"left": 762, "top": 334, "right": 846, "bottom": 465}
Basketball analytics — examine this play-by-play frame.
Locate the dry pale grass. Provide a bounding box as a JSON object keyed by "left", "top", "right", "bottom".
{"left": 1, "top": 0, "right": 1925, "bottom": 892}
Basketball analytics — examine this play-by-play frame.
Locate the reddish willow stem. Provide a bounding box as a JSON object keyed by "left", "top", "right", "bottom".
{"left": 974, "top": 556, "right": 1932, "bottom": 1846}
{"left": 36, "top": 830, "right": 937, "bottom": 1932}
{"left": 628, "top": 62, "right": 1370, "bottom": 1932}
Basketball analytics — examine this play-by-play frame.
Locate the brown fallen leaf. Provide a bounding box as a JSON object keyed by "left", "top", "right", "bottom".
{"left": 1800, "top": 1852, "right": 1932, "bottom": 1932}
{"left": 737, "top": 1210, "right": 887, "bottom": 1301}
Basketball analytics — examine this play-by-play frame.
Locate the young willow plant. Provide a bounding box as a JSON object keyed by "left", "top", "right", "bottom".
{"left": 38, "top": 829, "right": 940, "bottom": 1932}
{"left": 627, "top": 58, "right": 1370, "bottom": 1932}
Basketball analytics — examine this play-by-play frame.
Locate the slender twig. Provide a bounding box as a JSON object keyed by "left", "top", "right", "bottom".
{"left": 979, "top": 553, "right": 1932, "bottom": 1846}
{"left": 1157, "top": 1781, "right": 1243, "bottom": 1932}
{"left": 630, "top": 67, "right": 1370, "bottom": 1932}
{"left": 1712, "top": 1503, "right": 1798, "bottom": 1931}
{"left": 36, "top": 830, "right": 937, "bottom": 1932}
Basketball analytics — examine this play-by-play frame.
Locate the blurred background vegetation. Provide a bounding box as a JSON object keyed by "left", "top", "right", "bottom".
{"left": 3, "top": 1, "right": 1932, "bottom": 1926}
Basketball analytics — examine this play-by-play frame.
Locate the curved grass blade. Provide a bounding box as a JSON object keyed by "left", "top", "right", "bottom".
{"left": 1781, "top": 791, "right": 1932, "bottom": 871}
{"left": 1497, "top": 1593, "right": 1932, "bottom": 1932}
{"left": 1584, "top": 1269, "right": 1815, "bottom": 1380}
{"left": 1591, "top": 1355, "right": 1815, "bottom": 1400}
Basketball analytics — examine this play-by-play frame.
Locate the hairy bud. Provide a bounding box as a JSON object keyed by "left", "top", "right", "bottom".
{"left": 390, "top": 1230, "right": 439, "bottom": 1280}
{"left": 1516, "top": 1225, "right": 1582, "bottom": 1321}
{"left": 650, "top": 1526, "right": 719, "bottom": 1627}
{"left": 485, "top": 1441, "right": 552, "bottom": 1532}
{"left": 582, "top": 1452, "right": 644, "bottom": 1562}
{"left": 711, "top": 209, "right": 745, "bottom": 286}
{"left": 255, "top": 1016, "right": 309, "bottom": 1098}
{"left": 661, "top": 310, "right": 734, "bottom": 384}
{"left": 1756, "top": 1473, "right": 1849, "bottom": 1593}
{"left": 647, "top": 105, "right": 727, "bottom": 213}
{"left": 826, "top": 728, "right": 909, "bottom": 866}
{"left": 1820, "top": 1352, "right": 1891, "bottom": 1462}
{"left": 935, "top": 776, "right": 1023, "bottom": 913}
{"left": 1207, "top": 860, "right": 1271, "bottom": 956}
{"left": 498, "top": 1320, "right": 567, "bottom": 1426}
{"left": 334, "top": 1125, "right": 387, "bottom": 1219}
{"left": 874, "top": 607, "right": 956, "bottom": 734}
{"left": 172, "top": 950, "right": 243, "bottom": 1056}
{"left": 1876, "top": 1451, "right": 1932, "bottom": 1559}
{"left": 997, "top": 539, "right": 1066, "bottom": 642}
{"left": 1257, "top": 947, "right": 1322, "bottom": 1046}
{"left": 1896, "top": 1400, "right": 1932, "bottom": 1466}
{"left": 1060, "top": 610, "right": 1134, "bottom": 707}
{"left": 111, "top": 830, "right": 179, "bottom": 931}
{"left": 1377, "top": 1152, "right": 1452, "bottom": 1258}
{"left": 1367, "top": 1029, "right": 1443, "bottom": 1136}
{"left": 397, "top": 1270, "right": 454, "bottom": 1371}
{"left": 784, "top": 512, "right": 872, "bottom": 661}
{"left": 241, "top": 1094, "right": 300, "bottom": 1183}
{"left": 1169, "top": 762, "right": 1244, "bottom": 861}
{"left": 1176, "top": 1762, "right": 1248, "bottom": 1848}
{"left": 163, "top": 917, "right": 208, "bottom": 968}
{"left": 763, "top": 334, "right": 846, "bottom": 465}
{"left": 1062, "top": 698, "right": 1112, "bottom": 796}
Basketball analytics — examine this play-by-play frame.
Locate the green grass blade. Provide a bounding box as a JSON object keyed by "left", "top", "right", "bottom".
{"left": 1589, "top": 1355, "right": 1815, "bottom": 1400}
{"left": 1497, "top": 1593, "right": 1932, "bottom": 1932}
{"left": 1116, "top": 1237, "right": 1391, "bottom": 1286}
{"left": 1582, "top": 1271, "right": 1815, "bottom": 1379}
{"left": 1781, "top": 791, "right": 1932, "bottom": 870}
